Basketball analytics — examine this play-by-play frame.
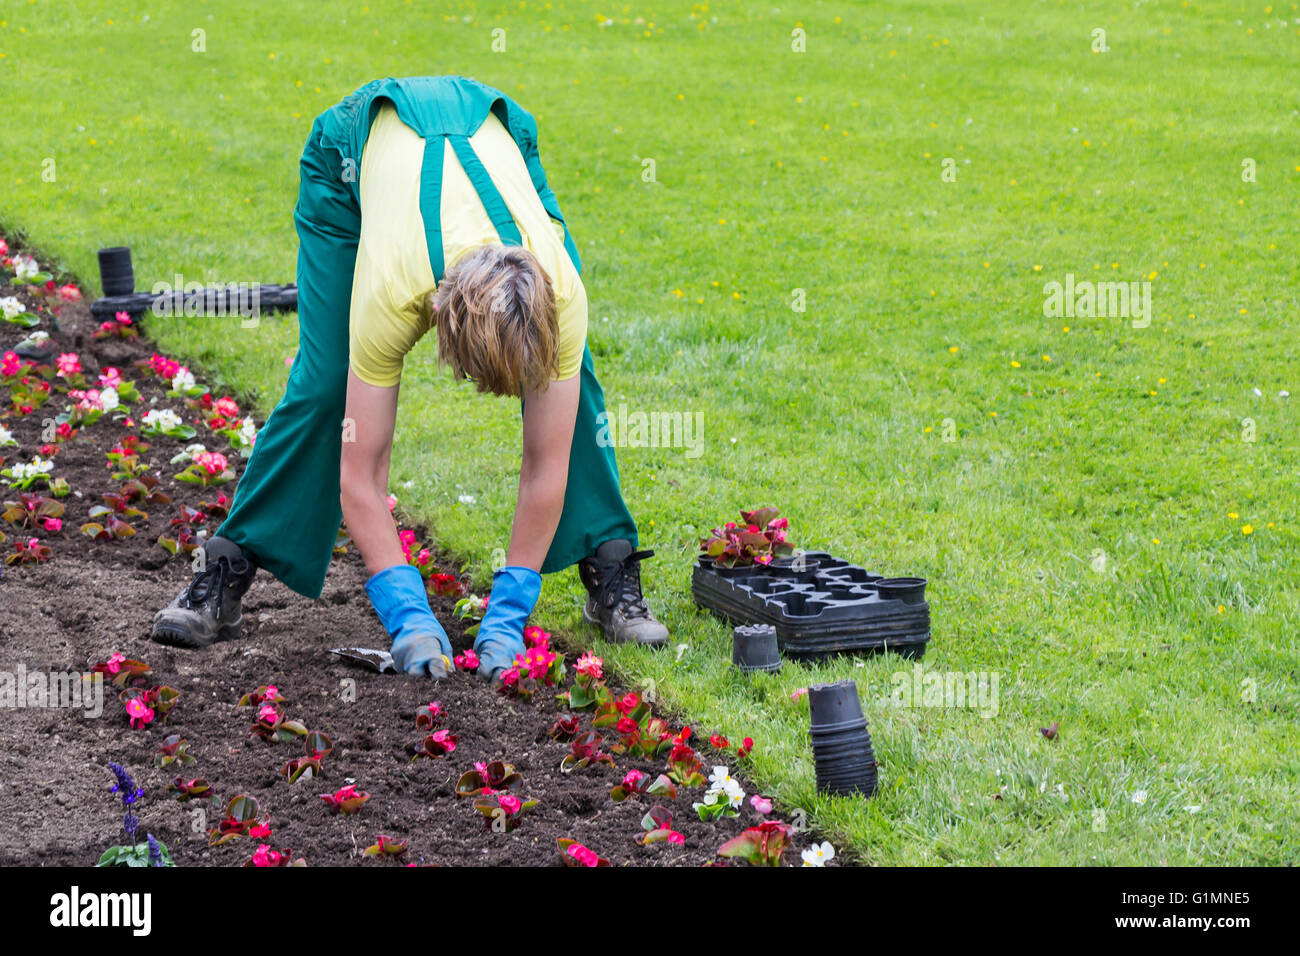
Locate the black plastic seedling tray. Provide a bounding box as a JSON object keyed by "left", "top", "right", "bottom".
{"left": 692, "top": 551, "right": 930, "bottom": 659}
{"left": 90, "top": 284, "right": 299, "bottom": 320}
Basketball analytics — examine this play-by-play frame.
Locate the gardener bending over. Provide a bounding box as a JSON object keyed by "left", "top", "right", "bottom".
{"left": 152, "top": 75, "right": 668, "bottom": 680}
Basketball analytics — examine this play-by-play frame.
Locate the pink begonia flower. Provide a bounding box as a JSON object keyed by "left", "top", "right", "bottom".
{"left": 55, "top": 353, "right": 82, "bottom": 377}
{"left": 284, "top": 354, "right": 295, "bottom": 366}
{"left": 454, "top": 649, "right": 480, "bottom": 671}
{"left": 105, "top": 652, "right": 126, "bottom": 674}
{"left": 427, "top": 729, "right": 456, "bottom": 755}
{"left": 621, "top": 769, "right": 646, "bottom": 791}
{"left": 497, "top": 794, "right": 522, "bottom": 815}
{"left": 26, "top": 537, "right": 40, "bottom": 549}
{"left": 215, "top": 397, "right": 239, "bottom": 418}
{"left": 750, "top": 794, "right": 773, "bottom": 815}
{"left": 68, "top": 389, "right": 103, "bottom": 411}
{"left": 767, "top": 517, "right": 789, "bottom": 530}
{"left": 567, "top": 843, "right": 601, "bottom": 867}
{"left": 251, "top": 844, "right": 281, "bottom": 867}
{"left": 43, "top": 517, "right": 62, "bottom": 532}
{"left": 114, "top": 310, "right": 132, "bottom": 325}
{"left": 262, "top": 684, "right": 278, "bottom": 699}
{"left": 125, "top": 697, "right": 155, "bottom": 729}
{"left": 513, "top": 645, "right": 556, "bottom": 681}
{"left": 249, "top": 823, "right": 273, "bottom": 839}
{"left": 575, "top": 652, "right": 603, "bottom": 679}
{"left": 616, "top": 716, "right": 638, "bottom": 735}
{"left": 385, "top": 494, "right": 398, "bottom": 512}
{"left": 193, "top": 451, "right": 228, "bottom": 475}
{"left": 523, "top": 625, "right": 550, "bottom": 648}
{"left": 791, "top": 687, "right": 808, "bottom": 702}
{"left": 499, "top": 667, "right": 520, "bottom": 687}
{"left": 98, "top": 367, "right": 123, "bottom": 389}
{"left": 1, "top": 351, "right": 22, "bottom": 377}
{"left": 258, "top": 704, "right": 279, "bottom": 723}
{"left": 58, "top": 284, "right": 82, "bottom": 302}
{"left": 416, "top": 548, "right": 430, "bottom": 566}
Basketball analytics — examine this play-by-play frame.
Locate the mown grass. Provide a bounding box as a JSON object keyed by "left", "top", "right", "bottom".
{"left": 3, "top": 0, "right": 1296, "bottom": 864}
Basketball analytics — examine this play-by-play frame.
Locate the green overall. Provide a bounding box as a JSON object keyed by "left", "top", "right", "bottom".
{"left": 218, "top": 76, "right": 637, "bottom": 599}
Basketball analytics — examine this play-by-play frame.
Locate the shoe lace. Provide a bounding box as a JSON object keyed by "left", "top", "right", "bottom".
{"left": 593, "top": 549, "right": 655, "bottom": 618}
{"left": 183, "top": 556, "right": 239, "bottom": 619}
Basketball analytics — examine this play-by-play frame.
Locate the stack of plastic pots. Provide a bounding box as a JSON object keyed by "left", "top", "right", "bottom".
{"left": 97, "top": 246, "right": 135, "bottom": 296}
{"left": 808, "top": 680, "right": 878, "bottom": 797}
{"left": 732, "top": 624, "right": 782, "bottom": 674}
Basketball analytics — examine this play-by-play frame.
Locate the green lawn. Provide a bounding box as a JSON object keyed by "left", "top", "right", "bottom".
{"left": 3, "top": 0, "right": 1297, "bottom": 864}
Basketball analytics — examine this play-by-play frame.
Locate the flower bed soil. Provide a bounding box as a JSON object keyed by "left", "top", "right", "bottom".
{"left": 0, "top": 244, "right": 819, "bottom": 867}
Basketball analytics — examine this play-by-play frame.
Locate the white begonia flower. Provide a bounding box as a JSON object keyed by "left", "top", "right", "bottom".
{"left": 801, "top": 842, "right": 835, "bottom": 867}
{"left": 703, "top": 766, "right": 744, "bottom": 809}
{"left": 0, "top": 424, "right": 16, "bottom": 446}
{"left": 184, "top": 442, "right": 207, "bottom": 455}
{"left": 0, "top": 295, "right": 27, "bottom": 319}
{"left": 143, "top": 408, "right": 183, "bottom": 432}
{"left": 238, "top": 419, "right": 257, "bottom": 445}
{"left": 100, "top": 386, "right": 120, "bottom": 411}
{"left": 11, "top": 457, "right": 55, "bottom": 480}
{"left": 29, "top": 330, "right": 48, "bottom": 344}
{"left": 171, "top": 367, "right": 196, "bottom": 391}
{"left": 12, "top": 255, "right": 39, "bottom": 278}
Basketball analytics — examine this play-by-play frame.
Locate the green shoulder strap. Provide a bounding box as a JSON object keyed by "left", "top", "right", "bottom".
{"left": 418, "top": 135, "right": 448, "bottom": 282}
{"left": 447, "top": 133, "right": 523, "bottom": 247}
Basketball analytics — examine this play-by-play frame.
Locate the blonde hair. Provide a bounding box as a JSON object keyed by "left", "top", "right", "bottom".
{"left": 429, "top": 244, "right": 559, "bottom": 397}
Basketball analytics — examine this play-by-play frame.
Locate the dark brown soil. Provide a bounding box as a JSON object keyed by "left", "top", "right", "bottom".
{"left": 0, "top": 245, "right": 807, "bottom": 867}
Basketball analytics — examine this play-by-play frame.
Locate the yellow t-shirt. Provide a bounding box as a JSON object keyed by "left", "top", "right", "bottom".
{"left": 348, "top": 104, "right": 587, "bottom": 388}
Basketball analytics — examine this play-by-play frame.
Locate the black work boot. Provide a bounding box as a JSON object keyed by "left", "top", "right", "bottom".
{"left": 151, "top": 536, "right": 259, "bottom": 648}
{"left": 578, "top": 539, "right": 669, "bottom": 647}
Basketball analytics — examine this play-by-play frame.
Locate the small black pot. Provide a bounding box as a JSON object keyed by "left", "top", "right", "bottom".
{"left": 811, "top": 733, "right": 874, "bottom": 758}
{"left": 875, "top": 577, "right": 928, "bottom": 604}
{"left": 732, "top": 624, "right": 781, "bottom": 673}
{"left": 97, "top": 246, "right": 135, "bottom": 296}
{"left": 808, "top": 680, "right": 864, "bottom": 730}
{"left": 769, "top": 555, "right": 822, "bottom": 573}
{"left": 816, "top": 770, "right": 878, "bottom": 790}
{"left": 809, "top": 721, "right": 869, "bottom": 742}
{"left": 815, "top": 750, "right": 879, "bottom": 777}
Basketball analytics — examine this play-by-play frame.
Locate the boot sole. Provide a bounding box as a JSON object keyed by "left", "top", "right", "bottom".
{"left": 151, "top": 620, "right": 242, "bottom": 649}
{"left": 583, "top": 603, "right": 669, "bottom": 647}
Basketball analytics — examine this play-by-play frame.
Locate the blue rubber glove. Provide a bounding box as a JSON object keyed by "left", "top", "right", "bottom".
{"left": 474, "top": 566, "right": 542, "bottom": 682}
{"left": 365, "top": 564, "right": 453, "bottom": 678}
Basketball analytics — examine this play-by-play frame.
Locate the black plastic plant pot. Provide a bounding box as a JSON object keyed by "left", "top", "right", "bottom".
{"left": 808, "top": 680, "right": 864, "bottom": 730}
{"left": 815, "top": 754, "right": 878, "bottom": 778}
{"left": 97, "top": 246, "right": 135, "bottom": 296}
{"left": 813, "top": 748, "right": 877, "bottom": 769}
{"left": 732, "top": 624, "right": 781, "bottom": 672}
{"left": 875, "top": 577, "right": 928, "bottom": 605}
{"left": 769, "top": 555, "right": 822, "bottom": 575}
{"left": 811, "top": 733, "right": 874, "bottom": 758}
{"left": 817, "top": 770, "right": 878, "bottom": 792}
